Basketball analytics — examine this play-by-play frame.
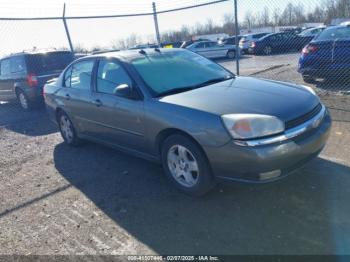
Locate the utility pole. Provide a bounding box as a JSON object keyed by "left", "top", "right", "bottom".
{"left": 62, "top": 3, "right": 74, "bottom": 53}
{"left": 152, "top": 2, "right": 161, "bottom": 46}
{"left": 234, "top": 0, "right": 240, "bottom": 75}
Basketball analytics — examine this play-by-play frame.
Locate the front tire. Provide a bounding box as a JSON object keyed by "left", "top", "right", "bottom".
{"left": 161, "top": 134, "right": 215, "bottom": 196}
{"left": 302, "top": 75, "right": 316, "bottom": 84}
{"left": 226, "top": 50, "right": 236, "bottom": 59}
{"left": 263, "top": 45, "right": 272, "bottom": 55}
{"left": 57, "top": 111, "right": 81, "bottom": 146}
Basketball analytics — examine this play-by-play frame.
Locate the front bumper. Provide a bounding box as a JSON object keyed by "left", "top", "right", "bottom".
{"left": 205, "top": 109, "right": 331, "bottom": 183}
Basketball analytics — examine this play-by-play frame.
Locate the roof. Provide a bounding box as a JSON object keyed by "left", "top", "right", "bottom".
{"left": 82, "top": 48, "right": 184, "bottom": 62}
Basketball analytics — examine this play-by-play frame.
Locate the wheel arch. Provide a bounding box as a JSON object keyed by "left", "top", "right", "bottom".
{"left": 155, "top": 128, "right": 211, "bottom": 165}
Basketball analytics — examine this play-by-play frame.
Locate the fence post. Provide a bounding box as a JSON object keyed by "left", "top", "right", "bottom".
{"left": 234, "top": 0, "right": 240, "bottom": 75}
{"left": 62, "top": 3, "right": 74, "bottom": 53}
{"left": 152, "top": 2, "right": 161, "bottom": 46}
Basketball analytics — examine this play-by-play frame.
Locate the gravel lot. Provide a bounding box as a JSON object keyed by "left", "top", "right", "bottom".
{"left": 0, "top": 52, "right": 349, "bottom": 255}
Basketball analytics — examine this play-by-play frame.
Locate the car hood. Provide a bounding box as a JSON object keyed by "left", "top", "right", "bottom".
{"left": 159, "top": 76, "right": 320, "bottom": 122}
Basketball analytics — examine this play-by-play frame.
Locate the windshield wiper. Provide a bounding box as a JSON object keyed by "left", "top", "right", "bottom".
{"left": 193, "top": 76, "right": 234, "bottom": 88}
{"left": 155, "top": 87, "right": 195, "bottom": 97}
{"left": 155, "top": 76, "right": 234, "bottom": 98}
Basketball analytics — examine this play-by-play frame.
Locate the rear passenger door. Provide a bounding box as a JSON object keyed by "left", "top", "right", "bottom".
{"left": 194, "top": 42, "right": 210, "bottom": 57}
{"left": 58, "top": 59, "right": 96, "bottom": 132}
{"left": 332, "top": 28, "right": 350, "bottom": 72}
{"left": 0, "top": 59, "right": 14, "bottom": 101}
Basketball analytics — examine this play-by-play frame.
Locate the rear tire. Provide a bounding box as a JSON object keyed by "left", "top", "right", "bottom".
{"left": 161, "top": 134, "right": 215, "bottom": 196}
{"left": 16, "top": 89, "right": 32, "bottom": 111}
{"left": 57, "top": 111, "right": 81, "bottom": 146}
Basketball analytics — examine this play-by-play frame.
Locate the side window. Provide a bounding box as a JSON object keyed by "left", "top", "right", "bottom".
{"left": 196, "top": 43, "right": 205, "bottom": 48}
{"left": 70, "top": 60, "right": 94, "bottom": 90}
{"left": 205, "top": 42, "right": 215, "bottom": 48}
{"left": 96, "top": 60, "right": 132, "bottom": 95}
{"left": 64, "top": 66, "right": 72, "bottom": 87}
{"left": 10, "top": 56, "right": 25, "bottom": 73}
{"left": 0, "top": 59, "right": 10, "bottom": 76}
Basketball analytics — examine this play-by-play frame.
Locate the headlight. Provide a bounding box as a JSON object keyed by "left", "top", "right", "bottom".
{"left": 221, "top": 114, "right": 285, "bottom": 140}
{"left": 301, "top": 85, "right": 316, "bottom": 96}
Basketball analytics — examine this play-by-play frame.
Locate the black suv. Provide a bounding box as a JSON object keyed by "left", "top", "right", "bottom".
{"left": 0, "top": 50, "right": 74, "bottom": 110}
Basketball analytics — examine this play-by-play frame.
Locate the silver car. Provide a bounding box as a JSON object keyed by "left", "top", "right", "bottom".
{"left": 186, "top": 41, "right": 240, "bottom": 59}
{"left": 44, "top": 48, "right": 331, "bottom": 196}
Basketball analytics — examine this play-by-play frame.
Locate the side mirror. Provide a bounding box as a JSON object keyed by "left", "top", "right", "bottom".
{"left": 113, "top": 84, "right": 138, "bottom": 99}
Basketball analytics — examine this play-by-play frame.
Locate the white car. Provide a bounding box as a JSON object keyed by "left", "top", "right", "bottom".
{"left": 239, "top": 33, "right": 269, "bottom": 53}
{"left": 186, "top": 41, "right": 240, "bottom": 59}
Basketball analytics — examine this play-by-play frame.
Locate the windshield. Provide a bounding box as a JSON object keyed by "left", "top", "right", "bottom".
{"left": 26, "top": 51, "right": 74, "bottom": 74}
{"left": 131, "top": 50, "right": 234, "bottom": 97}
{"left": 315, "top": 27, "right": 350, "bottom": 41}
{"left": 299, "top": 29, "right": 314, "bottom": 37}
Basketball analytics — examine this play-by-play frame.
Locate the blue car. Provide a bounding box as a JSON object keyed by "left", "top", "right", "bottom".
{"left": 298, "top": 25, "right": 350, "bottom": 83}
{"left": 250, "top": 32, "right": 306, "bottom": 55}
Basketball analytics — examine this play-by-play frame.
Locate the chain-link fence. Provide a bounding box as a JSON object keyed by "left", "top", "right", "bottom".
{"left": 1, "top": 1, "right": 350, "bottom": 256}
{"left": 0, "top": 0, "right": 349, "bottom": 122}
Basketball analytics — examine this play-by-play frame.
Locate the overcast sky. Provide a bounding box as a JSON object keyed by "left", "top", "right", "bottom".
{"left": 0, "top": 0, "right": 308, "bottom": 55}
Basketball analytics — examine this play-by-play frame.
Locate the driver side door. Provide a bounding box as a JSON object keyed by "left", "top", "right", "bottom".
{"left": 87, "top": 58, "right": 146, "bottom": 152}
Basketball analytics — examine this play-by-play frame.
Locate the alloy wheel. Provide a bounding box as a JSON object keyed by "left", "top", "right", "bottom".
{"left": 264, "top": 46, "right": 272, "bottom": 55}
{"left": 167, "top": 145, "right": 199, "bottom": 188}
{"left": 60, "top": 115, "right": 74, "bottom": 143}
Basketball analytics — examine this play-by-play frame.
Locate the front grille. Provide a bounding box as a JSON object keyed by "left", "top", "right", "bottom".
{"left": 285, "top": 103, "right": 322, "bottom": 130}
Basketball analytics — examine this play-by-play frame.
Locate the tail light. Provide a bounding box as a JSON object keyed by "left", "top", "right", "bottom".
{"left": 27, "top": 74, "right": 38, "bottom": 87}
{"left": 302, "top": 44, "right": 318, "bottom": 56}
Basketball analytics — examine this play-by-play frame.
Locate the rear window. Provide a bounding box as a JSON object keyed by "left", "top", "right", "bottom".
{"left": 315, "top": 27, "right": 350, "bottom": 41}
{"left": 253, "top": 33, "right": 267, "bottom": 39}
{"left": 26, "top": 52, "right": 74, "bottom": 74}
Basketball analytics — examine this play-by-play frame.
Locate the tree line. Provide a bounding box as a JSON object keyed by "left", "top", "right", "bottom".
{"left": 74, "top": 0, "right": 350, "bottom": 51}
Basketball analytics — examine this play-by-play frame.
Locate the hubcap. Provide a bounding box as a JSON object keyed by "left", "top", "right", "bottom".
{"left": 228, "top": 52, "right": 235, "bottom": 59}
{"left": 19, "top": 93, "right": 28, "bottom": 109}
{"left": 167, "top": 145, "right": 199, "bottom": 188}
{"left": 60, "top": 115, "right": 74, "bottom": 143}
{"left": 264, "top": 46, "right": 271, "bottom": 55}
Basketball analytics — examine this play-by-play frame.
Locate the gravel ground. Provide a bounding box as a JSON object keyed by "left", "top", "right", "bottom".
{"left": 0, "top": 53, "right": 349, "bottom": 256}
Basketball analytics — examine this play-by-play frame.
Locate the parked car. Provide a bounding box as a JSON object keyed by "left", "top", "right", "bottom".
{"left": 161, "top": 42, "right": 183, "bottom": 48}
{"left": 129, "top": 44, "right": 159, "bottom": 50}
{"left": 186, "top": 41, "right": 239, "bottom": 59}
{"left": 296, "top": 26, "right": 326, "bottom": 49}
{"left": 250, "top": 32, "right": 308, "bottom": 55}
{"left": 239, "top": 33, "right": 269, "bottom": 53}
{"left": 180, "top": 39, "right": 210, "bottom": 49}
{"left": 298, "top": 24, "right": 350, "bottom": 83}
{"left": 44, "top": 48, "right": 331, "bottom": 196}
{"left": 281, "top": 27, "right": 303, "bottom": 34}
{"left": 0, "top": 50, "right": 74, "bottom": 110}
{"left": 218, "top": 35, "right": 243, "bottom": 46}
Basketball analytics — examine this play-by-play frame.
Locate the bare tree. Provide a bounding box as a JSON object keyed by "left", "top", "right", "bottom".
{"left": 273, "top": 8, "right": 281, "bottom": 26}
{"left": 262, "top": 6, "right": 270, "bottom": 26}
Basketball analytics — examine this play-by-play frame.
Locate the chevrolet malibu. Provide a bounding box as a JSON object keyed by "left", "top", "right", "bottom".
{"left": 44, "top": 48, "right": 331, "bottom": 196}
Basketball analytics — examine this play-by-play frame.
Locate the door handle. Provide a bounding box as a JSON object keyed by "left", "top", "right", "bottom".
{"left": 92, "top": 99, "right": 102, "bottom": 107}
{"left": 65, "top": 94, "right": 71, "bottom": 100}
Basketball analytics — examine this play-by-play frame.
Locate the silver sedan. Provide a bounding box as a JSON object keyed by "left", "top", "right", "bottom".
{"left": 186, "top": 41, "right": 240, "bottom": 59}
